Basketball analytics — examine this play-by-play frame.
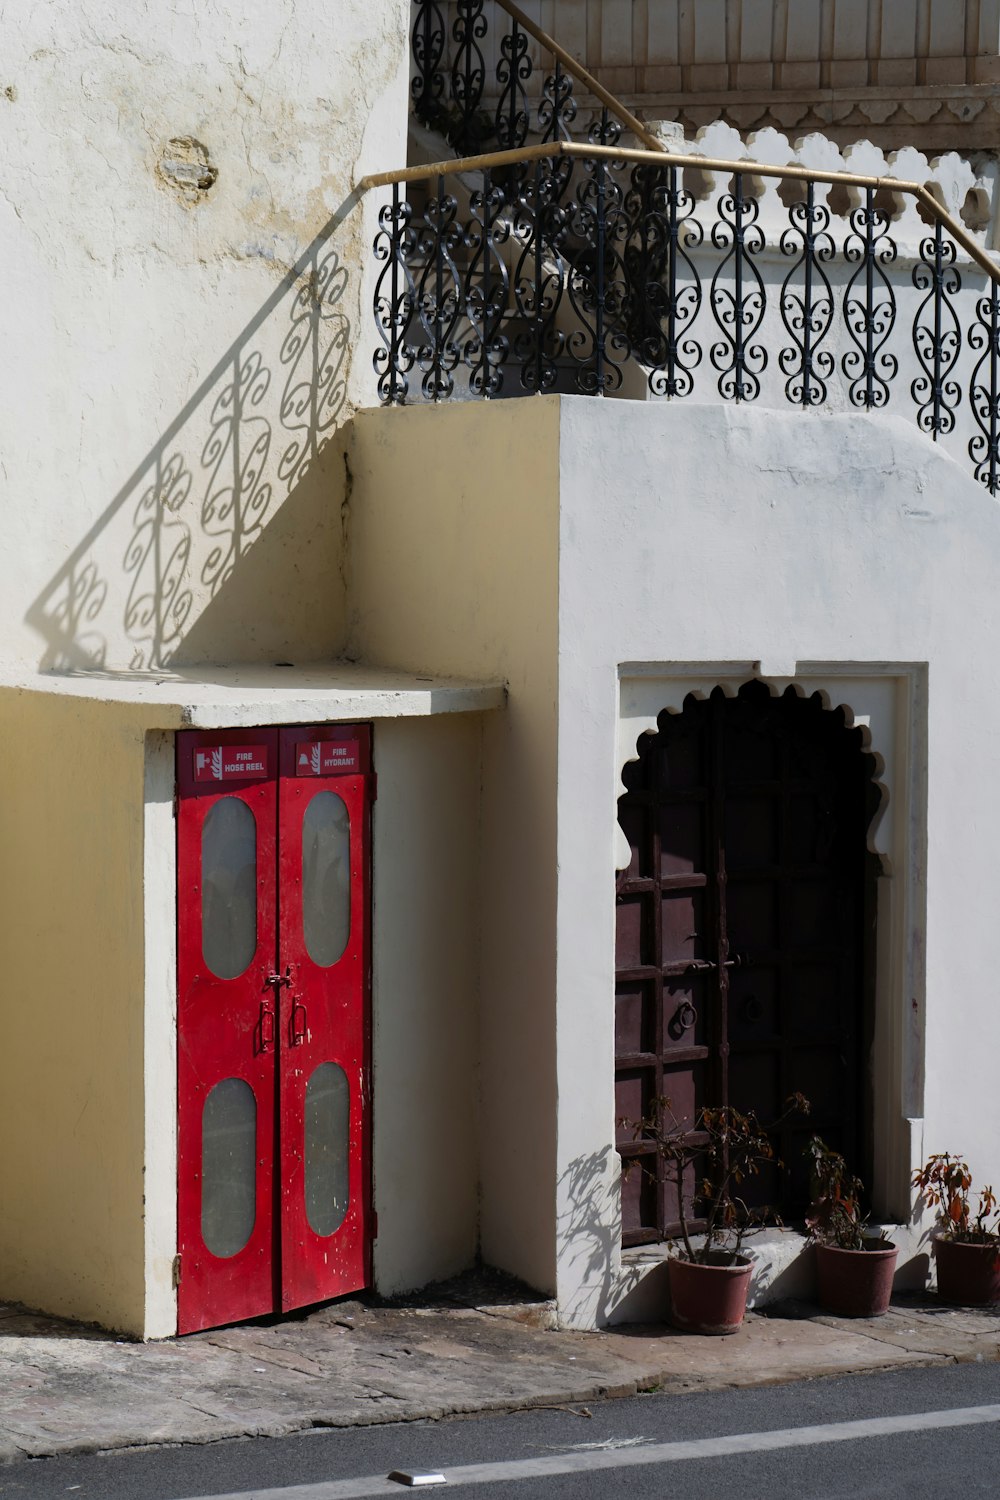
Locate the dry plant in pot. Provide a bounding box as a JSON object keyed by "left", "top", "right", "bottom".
{"left": 620, "top": 1094, "right": 809, "bottom": 1335}
{"left": 805, "top": 1137, "right": 897, "bottom": 1317}
{"left": 912, "top": 1153, "right": 1000, "bottom": 1305}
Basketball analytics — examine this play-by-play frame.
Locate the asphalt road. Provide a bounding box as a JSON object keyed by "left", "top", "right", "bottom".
{"left": 2, "top": 1361, "right": 1000, "bottom": 1499}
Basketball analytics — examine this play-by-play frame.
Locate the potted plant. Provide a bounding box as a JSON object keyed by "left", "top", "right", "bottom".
{"left": 621, "top": 1094, "right": 808, "bottom": 1335}
{"left": 805, "top": 1136, "right": 898, "bottom": 1317}
{"left": 912, "top": 1153, "right": 1000, "bottom": 1305}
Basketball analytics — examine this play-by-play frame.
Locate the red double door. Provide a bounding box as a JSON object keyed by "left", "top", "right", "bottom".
{"left": 176, "top": 724, "right": 372, "bottom": 1335}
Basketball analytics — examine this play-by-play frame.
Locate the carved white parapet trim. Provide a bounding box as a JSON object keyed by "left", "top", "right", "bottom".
{"left": 673, "top": 124, "right": 1000, "bottom": 260}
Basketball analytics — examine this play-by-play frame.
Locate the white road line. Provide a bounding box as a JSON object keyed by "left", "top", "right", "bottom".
{"left": 178, "top": 1402, "right": 1000, "bottom": 1500}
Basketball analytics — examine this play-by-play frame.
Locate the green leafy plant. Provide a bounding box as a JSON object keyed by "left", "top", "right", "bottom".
{"left": 912, "top": 1153, "right": 999, "bottom": 1243}
{"left": 619, "top": 1094, "right": 809, "bottom": 1264}
{"left": 805, "top": 1136, "right": 884, "bottom": 1251}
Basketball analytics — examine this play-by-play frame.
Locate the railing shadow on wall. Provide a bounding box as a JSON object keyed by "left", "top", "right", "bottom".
{"left": 25, "top": 192, "right": 362, "bottom": 673}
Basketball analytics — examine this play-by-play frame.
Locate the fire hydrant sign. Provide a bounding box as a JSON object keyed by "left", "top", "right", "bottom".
{"left": 295, "top": 739, "right": 361, "bottom": 776}
{"left": 194, "top": 745, "right": 269, "bottom": 782}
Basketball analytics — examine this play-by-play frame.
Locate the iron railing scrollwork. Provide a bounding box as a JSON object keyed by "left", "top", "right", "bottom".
{"left": 970, "top": 288, "right": 1000, "bottom": 492}
{"left": 537, "top": 60, "right": 577, "bottom": 145}
{"left": 373, "top": 185, "right": 415, "bottom": 406}
{"left": 410, "top": 0, "right": 651, "bottom": 162}
{"left": 465, "top": 166, "right": 511, "bottom": 397}
{"left": 411, "top": 1, "right": 447, "bottom": 130}
{"left": 842, "top": 188, "right": 898, "bottom": 411}
{"left": 566, "top": 146, "right": 630, "bottom": 394}
{"left": 450, "top": 0, "right": 489, "bottom": 154}
{"left": 511, "top": 156, "right": 568, "bottom": 393}
{"left": 370, "top": 140, "right": 1000, "bottom": 495}
{"left": 912, "top": 218, "right": 963, "bottom": 439}
{"left": 495, "top": 18, "right": 530, "bottom": 149}
{"left": 709, "top": 172, "right": 767, "bottom": 402}
{"left": 626, "top": 164, "right": 703, "bottom": 399}
{"left": 779, "top": 181, "right": 835, "bottom": 407}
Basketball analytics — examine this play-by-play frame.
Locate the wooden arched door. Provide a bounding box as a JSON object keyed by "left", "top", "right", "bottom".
{"left": 615, "top": 682, "right": 879, "bottom": 1246}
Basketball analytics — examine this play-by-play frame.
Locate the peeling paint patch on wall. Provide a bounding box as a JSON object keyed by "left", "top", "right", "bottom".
{"left": 158, "top": 137, "right": 218, "bottom": 202}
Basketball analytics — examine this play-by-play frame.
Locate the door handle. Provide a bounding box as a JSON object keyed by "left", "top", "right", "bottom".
{"left": 290, "top": 998, "right": 308, "bottom": 1047}
{"left": 258, "top": 1000, "right": 276, "bottom": 1053}
{"left": 682, "top": 954, "right": 744, "bottom": 974}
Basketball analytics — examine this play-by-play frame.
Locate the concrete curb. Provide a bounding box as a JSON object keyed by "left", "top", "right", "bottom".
{"left": 2, "top": 1292, "right": 1000, "bottom": 1464}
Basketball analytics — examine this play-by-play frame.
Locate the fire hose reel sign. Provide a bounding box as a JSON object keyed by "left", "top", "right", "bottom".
{"left": 194, "top": 745, "right": 269, "bottom": 782}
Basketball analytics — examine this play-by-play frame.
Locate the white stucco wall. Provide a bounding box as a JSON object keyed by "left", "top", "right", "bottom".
{"left": 351, "top": 394, "right": 1000, "bottom": 1329}
{"left": 552, "top": 396, "right": 1000, "bottom": 1326}
{"left": 0, "top": 0, "right": 409, "bottom": 674}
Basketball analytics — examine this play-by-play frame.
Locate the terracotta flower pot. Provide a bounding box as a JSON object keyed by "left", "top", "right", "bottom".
{"left": 815, "top": 1240, "right": 898, "bottom": 1318}
{"left": 668, "top": 1252, "right": 752, "bottom": 1335}
{"left": 935, "top": 1237, "right": 1000, "bottom": 1305}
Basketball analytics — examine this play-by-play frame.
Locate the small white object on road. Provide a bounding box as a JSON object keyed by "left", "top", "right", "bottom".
{"left": 387, "top": 1472, "right": 446, "bottom": 1487}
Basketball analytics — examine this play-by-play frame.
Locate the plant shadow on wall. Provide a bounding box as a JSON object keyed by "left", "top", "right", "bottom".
{"left": 556, "top": 1148, "right": 622, "bottom": 1328}
{"left": 25, "top": 197, "right": 360, "bottom": 672}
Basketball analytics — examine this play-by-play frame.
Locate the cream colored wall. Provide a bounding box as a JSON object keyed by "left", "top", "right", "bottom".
{"left": 1, "top": 0, "right": 409, "bottom": 674}
{"left": 348, "top": 400, "right": 561, "bottom": 1294}
{"left": 371, "top": 715, "right": 482, "bottom": 1293}
{"left": 0, "top": 690, "right": 148, "bottom": 1332}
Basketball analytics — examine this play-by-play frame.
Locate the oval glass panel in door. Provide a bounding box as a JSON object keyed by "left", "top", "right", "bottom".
{"left": 201, "top": 1077, "right": 257, "bottom": 1258}
{"left": 302, "top": 791, "right": 351, "bottom": 967}
{"left": 201, "top": 797, "right": 257, "bottom": 980}
{"left": 304, "top": 1062, "right": 350, "bottom": 1236}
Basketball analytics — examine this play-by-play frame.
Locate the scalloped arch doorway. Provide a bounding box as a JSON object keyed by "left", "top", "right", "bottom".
{"left": 614, "top": 679, "right": 882, "bottom": 1247}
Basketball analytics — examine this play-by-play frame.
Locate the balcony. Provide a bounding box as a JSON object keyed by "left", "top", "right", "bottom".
{"left": 363, "top": 2, "right": 1000, "bottom": 499}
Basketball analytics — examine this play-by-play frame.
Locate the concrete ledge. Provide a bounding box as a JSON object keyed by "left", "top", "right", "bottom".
{"left": 0, "top": 664, "right": 507, "bottom": 730}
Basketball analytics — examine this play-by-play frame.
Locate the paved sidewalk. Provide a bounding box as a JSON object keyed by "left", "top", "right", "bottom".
{"left": 2, "top": 1274, "right": 1000, "bottom": 1464}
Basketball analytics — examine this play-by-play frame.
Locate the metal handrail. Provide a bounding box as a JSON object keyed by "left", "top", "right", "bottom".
{"left": 362, "top": 139, "right": 1000, "bottom": 285}
{"left": 488, "top": 0, "right": 665, "bottom": 153}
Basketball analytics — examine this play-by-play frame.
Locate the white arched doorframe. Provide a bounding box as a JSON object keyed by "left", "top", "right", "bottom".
{"left": 616, "top": 660, "right": 927, "bottom": 1223}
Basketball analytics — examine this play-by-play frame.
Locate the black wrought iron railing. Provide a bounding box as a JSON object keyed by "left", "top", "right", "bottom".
{"left": 363, "top": 142, "right": 1000, "bottom": 495}
{"left": 410, "top": 0, "right": 662, "bottom": 157}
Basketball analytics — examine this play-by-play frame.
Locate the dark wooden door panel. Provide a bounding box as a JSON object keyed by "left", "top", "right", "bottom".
{"left": 615, "top": 683, "right": 876, "bottom": 1246}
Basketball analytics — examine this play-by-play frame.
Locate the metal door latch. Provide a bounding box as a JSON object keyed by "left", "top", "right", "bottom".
{"left": 682, "top": 954, "right": 744, "bottom": 973}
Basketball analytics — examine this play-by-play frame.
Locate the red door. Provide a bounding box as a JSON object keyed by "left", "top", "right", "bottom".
{"left": 176, "top": 725, "right": 372, "bottom": 1335}
{"left": 277, "top": 726, "right": 372, "bottom": 1311}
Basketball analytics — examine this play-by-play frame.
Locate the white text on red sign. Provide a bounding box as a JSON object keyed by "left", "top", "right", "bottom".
{"left": 194, "top": 746, "right": 269, "bottom": 782}
{"left": 295, "top": 741, "right": 360, "bottom": 776}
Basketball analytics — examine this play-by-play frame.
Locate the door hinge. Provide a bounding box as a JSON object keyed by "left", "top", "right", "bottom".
{"left": 172, "top": 1253, "right": 182, "bottom": 1288}
{"left": 172, "top": 791, "right": 179, "bottom": 820}
{"left": 371, "top": 1211, "right": 378, "bottom": 1239}
{"left": 370, "top": 772, "right": 378, "bottom": 803}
